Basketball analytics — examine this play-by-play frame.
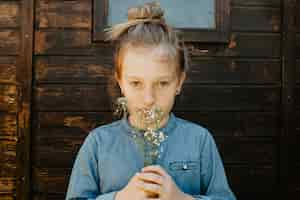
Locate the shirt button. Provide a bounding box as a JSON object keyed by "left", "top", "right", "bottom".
{"left": 182, "top": 164, "right": 188, "bottom": 170}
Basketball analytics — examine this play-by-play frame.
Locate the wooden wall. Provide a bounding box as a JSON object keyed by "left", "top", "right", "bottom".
{"left": 0, "top": 0, "right": 20, "bottom": 199}
{"left": 0, "top": 0, "right": 298, "bottom": 200}
{"left": 295, "top": 0, "right": 300, "bottom": 198}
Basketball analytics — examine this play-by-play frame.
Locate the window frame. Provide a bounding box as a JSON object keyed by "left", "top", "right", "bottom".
{"left": 93, "top": 0, "right": 231, "bottom": 43}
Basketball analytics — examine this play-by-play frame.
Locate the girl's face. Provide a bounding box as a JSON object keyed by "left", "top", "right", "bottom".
{"left": 116, "top": 46, "right": 186, "bottom": 128}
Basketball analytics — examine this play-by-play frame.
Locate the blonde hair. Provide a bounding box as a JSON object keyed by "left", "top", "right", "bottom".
{"left": 105, "top": 1, "right": 189, "bottom": 79}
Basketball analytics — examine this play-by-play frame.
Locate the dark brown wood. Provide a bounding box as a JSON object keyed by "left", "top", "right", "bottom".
{"left": 16, "top": 0, "right": 34, "bottom": 199}
{"left": 0, "top": 85, "right": 18, "bottom": 112}
{"left": 36, "top": 0, "right": 91, "bottom": 29}
{"left": 231, "top": 6, "right": 281, "bottom": 32}
{"left": 0, "top": 113, "right": 17, "bottom": 139}
{"left": 296, "top": 1, "right": 300, "bottom": 33}
{"left": 34, "top": 30, "right": 93, "bottom": 55}
{"left": 34, "top": 30, "right": 281, "bottom": 58}
{"left": 0, "top": 140, "right": 17, "bottom": 179}
{"left": 187, "top": 58, "right": 281, "bottom": 84}
{"left": 232, "top": 0, "right": 280, "bottom": 7}
{"left": 0, "top": 178, "right": 16, "bottom": 195}
{"left": 0, "top": 140, "right": 17, "bottom": 196}
{"left": 175, "top": 85, "right": 280, "bottom": 111}
{"left": 0, "top": 57, "right": 17, "bottom": 84}
{"left": 93, "top": 0, "right": 231, "bottom": 43}
{"left": 297, "top": 34, "right": 300, "bottom": 58}
{"left": 280, "top": 0, "right": 297, "bottom": 199}
{"left": 32, "top": 167, "right": 71, "bottom": 194}
{"left": 227, "top": 165, "right": 277, "bottom": 200}
{"left": 174, "top": 111, "right": 280, "bottom": 137}
{"left": 0, "top": 1, "right": 20, "bottom": 28}
{"left": 33, "top": 84, "right": 280, "bottom": 112}
{"left": 34, "top": 56, "right": 281, "bottom": 84}
{"left": 187, "top": 33, "right": 281, "bottom": 58}
{"left": 0, "top": 30, "right": 20, "bottom": 56}
{"left": 296, "top": 59, "right": 300, "bottom": 83}
{"left": 34, "top": 56, "right": 113, "bottom": 84}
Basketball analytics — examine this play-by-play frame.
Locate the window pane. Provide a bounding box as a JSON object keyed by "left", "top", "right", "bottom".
{"left": 108, "top": 0, "right": 216, "bottom": 29}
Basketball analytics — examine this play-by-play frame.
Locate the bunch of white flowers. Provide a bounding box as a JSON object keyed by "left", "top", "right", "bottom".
{"left": 114, "top": 97, "right": 168, "bottom": 166}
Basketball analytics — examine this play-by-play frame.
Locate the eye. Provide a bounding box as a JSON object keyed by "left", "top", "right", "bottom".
{"left": 130, "top": 81, "right": 141, "bottom": 87}
{"left": 158, "top": 81, "right": 170, "bottom": 87}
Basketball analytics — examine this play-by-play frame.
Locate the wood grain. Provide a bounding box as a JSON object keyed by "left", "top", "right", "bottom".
{"left": 36, "top": 0, "right": 90, "bottom": 29}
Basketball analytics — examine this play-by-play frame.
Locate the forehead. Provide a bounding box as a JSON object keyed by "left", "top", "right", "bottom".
{"left": 121, "top": 45, "right": 178, "bottom": 78}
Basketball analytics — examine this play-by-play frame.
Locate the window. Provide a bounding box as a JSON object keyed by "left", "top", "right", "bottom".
{"left": 93, "top": 0, "right": 230, "bottom": 43}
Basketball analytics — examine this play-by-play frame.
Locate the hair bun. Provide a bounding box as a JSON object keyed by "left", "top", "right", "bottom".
{"left": 127, "top": 1, "right": 164, "bottom": 21}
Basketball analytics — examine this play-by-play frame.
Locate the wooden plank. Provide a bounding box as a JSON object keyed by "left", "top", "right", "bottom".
{"left": 34, "top": 56, "right": 113, "bottom": 84}
{"left": 188, "top": 33, "right": 281, "bottom": 58}
{"left": 0, "top": 85, "right": 18, "bottom": 112}
{"left": 280, "top": 1, "right": 297, "bottom": 199}
{"left": 175, "top": 85, "right": 280, "bottom": 111}
{"left": 231, "top": 0, "right": 280, "bottom": 7}
{"left": 0, "top": 30, "right": 20, "bottom": 56}
{"left": 0, "top": 56, "right": 16, "bottom": 84}
{"left": 226, "top": 165, "right": 277, "bottom": 200}
{"left": 32, "top": 141, "right": 81, "bottom": 169}
{"left": 231, "top": 6, "right": 280, "bottom": 32}
{"left": 35, "top": 111, "right": 279, "bottom": 139}
{"left": 34, "top": 30, "right": 92, "bottom": 55}
{"left": 174, "top": 111, "right": 279, "bottom": 137}
{"left": 297, "top": 0, "right": 300, "bottom": 33}
{"left": 295, "top": 86, "right": 300, "bottom": 109}
{"left": 32, "top": 193, "right": 63, "bottom": 200}
{"left": 297, "top": 34, "right": 300, "bottom": 59}
{"left": 297, "top": 60, "right": 300, "bottom": 83}
{"left": 34, "top": 30, "right": 281, "bottom": 58}
{"left": 216, "top": 137, "right": 276, "bottom": 164}
{"left": 187, "top": 58, "right": 281, "bottom": 84}
{"left": 35, "top": 56, "right": 281, "bottom": 84}
{"left": 0, "top": 1, "right": 20, "bottom": 28}
{"left": 34, "top": 85, "right": 111, "bottom": 111}
{"left": 0, "top": 194, "right": 15, "bottom": 200}
{"left": 0, "top": 113, "right": 17, "bottom": 138}
{"left": 34, "top": 85, "right": 280, "bottom": 112}
{"left": 0, "top": 178, "right": 16, "bottom": 194}
{"left": 35, "top": 111, "right": 113, "bottom": 137}
{"left": 0, "top": 141, "right": 16, "bottom": 178}
{"left": 32, "top": 168, "right": 71, "bottom": 194}
{"left": 36, "top": 0, "right": 90, "bottom": 29}
{"left": 16, "top": 0, "right": 34, "bottom": 199}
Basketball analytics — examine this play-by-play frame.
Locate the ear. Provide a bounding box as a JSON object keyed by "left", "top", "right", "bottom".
{"left": 176, "top": 72, "right": 186, "bottom": 93}
{"left": 114, "top": 72, "right": 125, "bottom": 95}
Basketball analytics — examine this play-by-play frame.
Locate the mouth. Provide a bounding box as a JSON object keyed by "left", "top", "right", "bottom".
{"left": 135, "top": 106, "right": 164, "bottom": 130}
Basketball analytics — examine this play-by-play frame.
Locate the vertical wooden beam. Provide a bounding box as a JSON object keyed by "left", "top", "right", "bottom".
{"left": 280, "top": 0, "right": 296, "bottom": 199}
{"left": 16, "top": 0, "right": 34, "bottom": 199}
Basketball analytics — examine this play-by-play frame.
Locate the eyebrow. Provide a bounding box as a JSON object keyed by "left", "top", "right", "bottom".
{"left": 125, "top": 75, "right": 173, "bottom": 80}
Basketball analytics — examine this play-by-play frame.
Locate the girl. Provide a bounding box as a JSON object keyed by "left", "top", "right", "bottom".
{"left": 66, "top": 2, "right": 236, "bottom": 200}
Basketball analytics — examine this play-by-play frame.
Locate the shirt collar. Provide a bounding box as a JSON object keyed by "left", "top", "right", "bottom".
{"left": 120, "top": 112, "right": 177, "bottom": 137}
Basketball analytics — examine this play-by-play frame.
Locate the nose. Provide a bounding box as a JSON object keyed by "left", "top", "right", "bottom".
{"left": 143, "top": 86, "right": 155, "bottom": 107}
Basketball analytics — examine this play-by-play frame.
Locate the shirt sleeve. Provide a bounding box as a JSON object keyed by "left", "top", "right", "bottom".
{"left": 65, "top": 132, "right": 118, "bottom": 200}
{"left": 197, "top": 129, "right": 237, "bottom": 200}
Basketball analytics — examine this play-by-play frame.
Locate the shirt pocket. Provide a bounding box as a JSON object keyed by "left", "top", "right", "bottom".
{"left": 168, "top": 160, "right": 201, "bottom": 195}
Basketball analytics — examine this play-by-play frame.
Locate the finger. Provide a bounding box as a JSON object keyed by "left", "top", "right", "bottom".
{"left": 137, "top": 172, "right": 164, "bottom": 185}
{"left": 137, "top": 180, "right": 162, "bottom": 195}
{"left": 142, "top": 165, "right": 168, "bottom": 177}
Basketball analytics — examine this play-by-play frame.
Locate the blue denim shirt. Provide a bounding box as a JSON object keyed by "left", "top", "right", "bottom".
{"left": 66, "top": 113, "right": 236, "bottom": 200}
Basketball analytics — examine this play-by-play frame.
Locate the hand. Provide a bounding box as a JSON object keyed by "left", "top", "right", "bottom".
{"left": 136, "top": 165, "right": 192, "bottom": 200}
{"left": 115, "top": 172, "right": 149, "bottom": 200}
